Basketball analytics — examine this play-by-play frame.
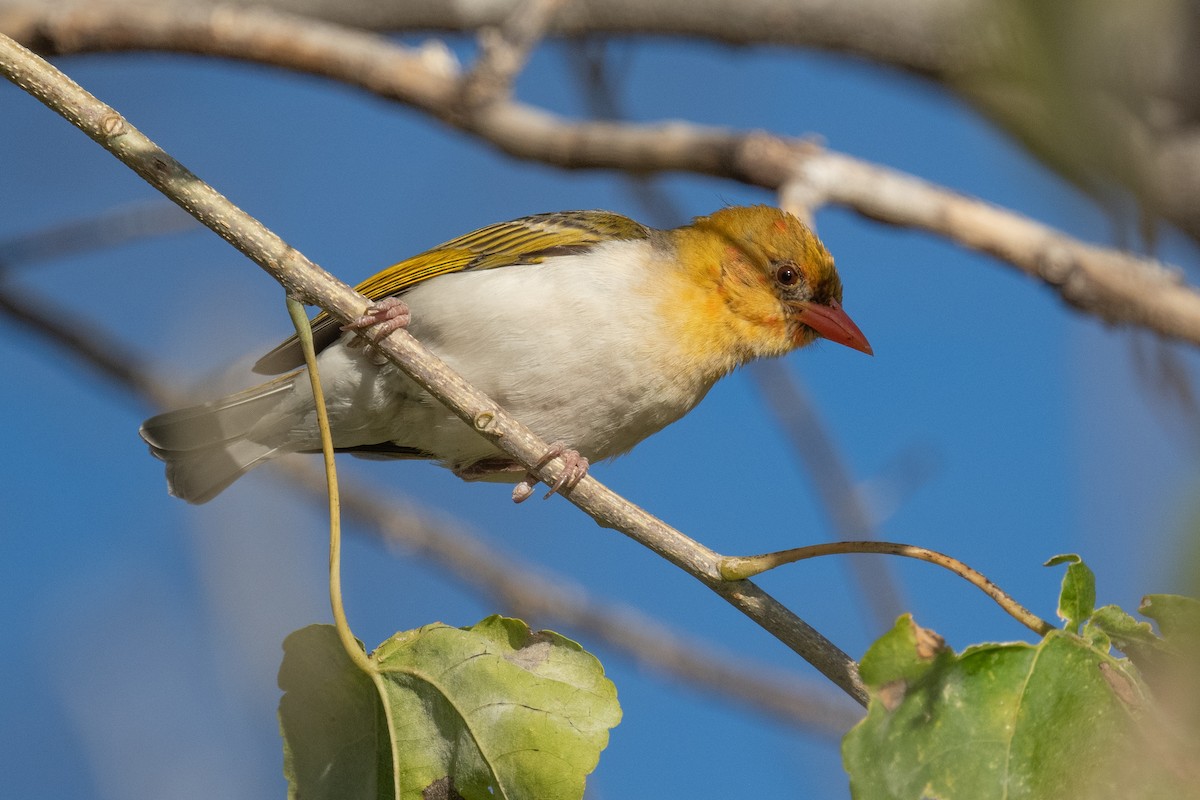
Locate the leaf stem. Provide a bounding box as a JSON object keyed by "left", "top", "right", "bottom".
{"left": 286, "top": 295, "right": 373, "bottom": 675}
{"left": 721, "top": 542, "right": 1056, "bottom": 637}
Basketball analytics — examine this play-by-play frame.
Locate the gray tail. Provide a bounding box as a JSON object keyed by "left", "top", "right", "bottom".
{"left": 140, "top": 372, "right": 301, "bottom": 504}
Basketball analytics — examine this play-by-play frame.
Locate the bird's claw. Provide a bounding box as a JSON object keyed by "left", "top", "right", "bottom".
{"left": 511, "top": 442, "right": 590, "bottom": 503}
{"left": 511, "top": 478, "right": 537, "bottom": 504}
{"left": 342, "top": 297, "right": 411, "bottom": 342}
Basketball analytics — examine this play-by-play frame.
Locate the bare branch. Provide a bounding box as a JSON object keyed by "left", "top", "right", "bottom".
{"left": 0, "top": 0, "right": 987, "bottom": 75}
{"left": 7, "top": 0, "right": 1200, "bottom": 244}
{"left": 0, "top": 283, "right": 168, "bottom": 403}
{"left": 4, "top": 3, "right": 1198, "bottom": 347}
{"left": 795, "top": 151, "right": 1199, "bottom": 338}
{"left": 0, "top": 200, "right": 197, "bottom": 270}
{"left": 459, "top": 0, "right": 567, "bottom": 107}
{"left": 0, "top": 30, "right": 868, "bottom": 703}
{"left": 565, "top": 39, "right": 687, "bottom": 227}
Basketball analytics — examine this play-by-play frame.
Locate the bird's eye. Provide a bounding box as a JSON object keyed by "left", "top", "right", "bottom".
{"left": 775, "top": 262, "right": 800, "bottom": 286}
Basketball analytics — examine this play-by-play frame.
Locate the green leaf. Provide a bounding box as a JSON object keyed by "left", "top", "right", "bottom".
{"left": 843, "top": 624, "right": 1187, "bottom": 799}
{"left": 857, "top": 614, "right": 950, "bottom": 693}
{"left": 1139, "top": 594, "right": 1200, "bottom": 641}
{"left": 1085, "top": 604, "right": 1164, "bottom": 665}
{"left": 279, "top": 617, "right": 620, "bottom": 800}
{"left": 1136, "top": 594, "right": 1200, "bottom": 742}
{"left": 1045, "top": 553, "right": 1095, "bottom": 632}
{"left": 278, "top": 625, "right": 393, "bottom": 800}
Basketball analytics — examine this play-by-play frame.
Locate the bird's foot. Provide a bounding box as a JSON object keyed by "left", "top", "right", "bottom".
{"left": 512, "top": 442, "right": 589, "bottom": 504}
{"left": 342, "top": 297, "right": 411, "bottom": 342}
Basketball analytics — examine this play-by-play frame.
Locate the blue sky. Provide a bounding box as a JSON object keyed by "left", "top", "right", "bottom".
{"left": 2, "top": 36, "right": 1198, "bottom": 799}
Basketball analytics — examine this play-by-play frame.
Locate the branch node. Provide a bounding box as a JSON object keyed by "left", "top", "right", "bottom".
{"left": 1037, "top": 244, "right": 1078, "bottom": 286}
{"left": 98, "top": 111, "right": 125, "bottom": 136}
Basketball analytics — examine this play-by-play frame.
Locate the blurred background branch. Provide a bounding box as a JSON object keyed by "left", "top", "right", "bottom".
{"left": 4, "top": 1, "right": 1199, "bottom": 345}
{"left": 5, "top": 0, "right": 1200, "bottom": 245}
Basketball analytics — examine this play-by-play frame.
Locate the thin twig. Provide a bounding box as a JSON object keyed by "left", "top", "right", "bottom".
{"left": 566, "top": 38, "right": 685, "bottom": 227}
{"left": 750, "top": 361, "right": 907, "bottom": 632}
{"left": 459, "top": 0, "right": 567, "bottom": 107}
{"left": 720, "top": 541, "right": 1056, "bottom": 637}
{"left": 0, "top": 31, "right": 868, "bottom": 704}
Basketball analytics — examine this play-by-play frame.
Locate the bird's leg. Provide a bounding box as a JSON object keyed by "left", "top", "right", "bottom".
{"left": 342, "top": 296, "right": 411, "bottom": 342}
{"left": 512, "top": 442, "right": 590, "bottom": 503}
{"left": 454, "top": 444, "right": 590, "bottom": 503}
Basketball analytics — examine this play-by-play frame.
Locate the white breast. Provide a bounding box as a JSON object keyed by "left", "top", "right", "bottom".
{"left": 303, "top": 239, "right": 715, "bottom": 470}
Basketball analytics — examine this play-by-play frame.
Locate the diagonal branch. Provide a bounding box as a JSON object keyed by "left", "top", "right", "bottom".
{"left": 0, "top": 31, "right": 869, "bottom": 704}
{"left": 6, "top": 3, "right": 1200, "bottom": 347}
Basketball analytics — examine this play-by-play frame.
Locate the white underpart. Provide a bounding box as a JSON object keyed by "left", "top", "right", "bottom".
{"left": 257, "top": 239, "right": 717, "bottom": 471}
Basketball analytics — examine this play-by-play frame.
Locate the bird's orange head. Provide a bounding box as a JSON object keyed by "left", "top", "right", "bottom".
{"left": 664, "top": 205, "right": 871, "bottom": 380}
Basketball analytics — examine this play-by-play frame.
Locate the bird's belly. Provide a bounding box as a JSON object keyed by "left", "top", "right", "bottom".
{"left": 377, "top": 330, "right": 706, "bottom": 468}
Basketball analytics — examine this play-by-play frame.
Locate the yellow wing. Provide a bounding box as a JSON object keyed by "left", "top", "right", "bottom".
{"left": 253, "top": 210, "right": 651, "bottom": 374}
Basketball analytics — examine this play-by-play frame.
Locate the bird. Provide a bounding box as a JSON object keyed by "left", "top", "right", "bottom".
{"left": 140, "top": 205, "right": 871, "bottom": 505}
